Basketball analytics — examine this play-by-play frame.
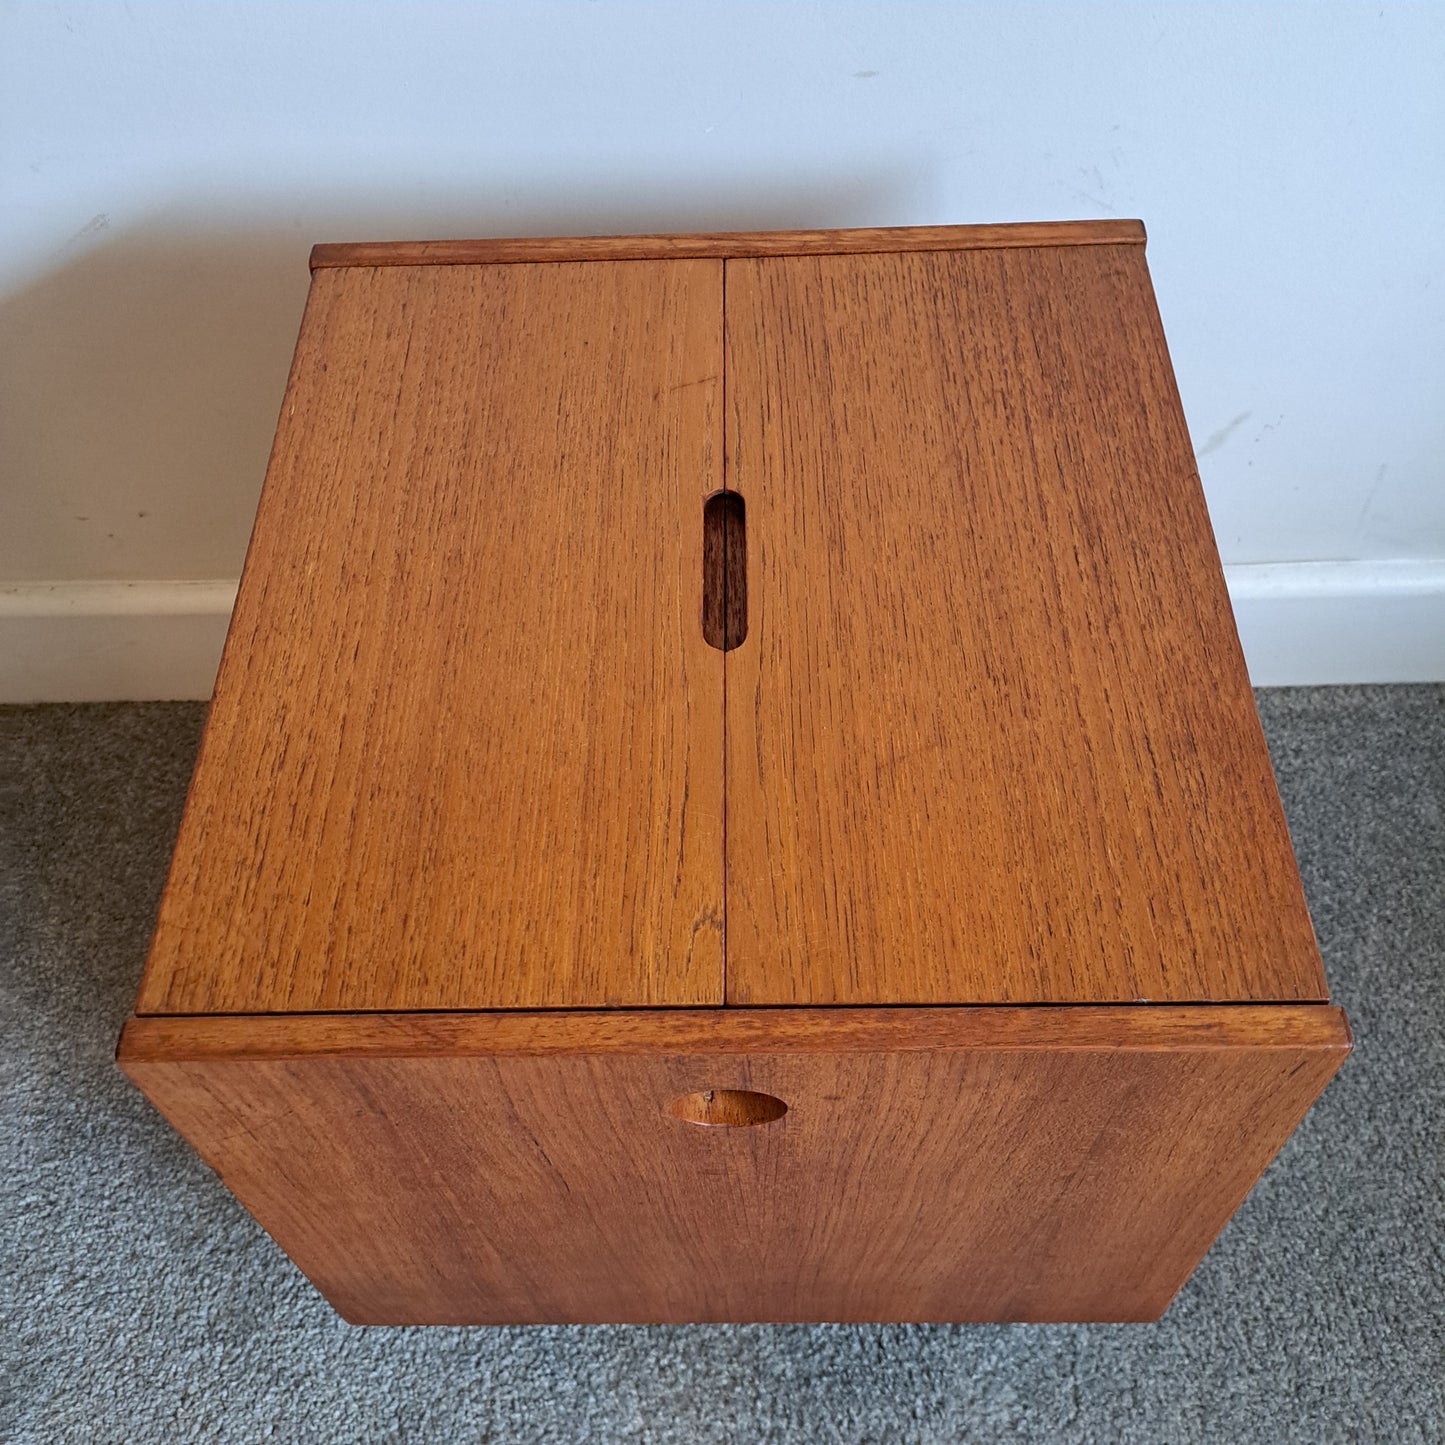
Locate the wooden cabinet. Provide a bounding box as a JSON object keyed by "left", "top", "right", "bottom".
{"left": 118, "top": 223, "right": 1349, "bottom": 1324}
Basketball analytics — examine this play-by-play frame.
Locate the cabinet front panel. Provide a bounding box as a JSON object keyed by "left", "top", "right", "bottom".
{"left": 120, "top": 1006, "right": 1347, "bottom": 1325}
{"left": 137, "top": 258, "right": 725, "bottom": 1014}
{"left": 722, "top": 245, "right": 1325, "bottom": 1006}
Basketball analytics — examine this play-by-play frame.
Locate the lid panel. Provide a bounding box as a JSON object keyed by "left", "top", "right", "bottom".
{"left": 723, "top": 243, "right": 1326, "bottom": 1005}
{"left": 139, "top": 258, "right": 724, "bottom": 1013}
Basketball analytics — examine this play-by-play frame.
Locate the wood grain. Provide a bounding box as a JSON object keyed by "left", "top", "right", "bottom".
{"left": 136, "top": 259, "right": 725, "bottom": 1014}
{"left": 120, "top": 1005, "right": 1349, "bottom": 1325}
{"left": 310, "top": 221, "right": 1144, "bottom": 271}
{"left": 723, "top": 244, "right": 1327, "bottom": 1006}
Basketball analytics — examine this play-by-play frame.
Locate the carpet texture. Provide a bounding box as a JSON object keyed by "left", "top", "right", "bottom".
{"left": 2, "top": 688, "right": 1441, "bottom": 1443}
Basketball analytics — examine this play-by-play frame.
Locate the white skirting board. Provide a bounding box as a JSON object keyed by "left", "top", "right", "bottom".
{"left": 1223, "top": 560, "right": 1445, "bottom": 687}
{"left": 1, "top": 564, "right": 1442, "bottom": 702}
{"left": 0, "top": 581, "right": 236, "bottom": 704}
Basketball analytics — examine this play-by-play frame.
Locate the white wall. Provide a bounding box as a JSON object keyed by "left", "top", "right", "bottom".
{"left": 2, "top": 2, "right": 1442, "bottom": 696}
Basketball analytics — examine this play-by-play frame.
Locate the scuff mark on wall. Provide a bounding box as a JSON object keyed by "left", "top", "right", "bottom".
{"left": 1197, "top": 411, "right": 1253, "bottom": 458}
{"left": 59, "top": 212, "right": 109, "bottom": 254}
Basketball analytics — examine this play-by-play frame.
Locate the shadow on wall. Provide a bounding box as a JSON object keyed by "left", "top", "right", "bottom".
{"left": 0, "top": 170, "right": 924, "bottom": 584}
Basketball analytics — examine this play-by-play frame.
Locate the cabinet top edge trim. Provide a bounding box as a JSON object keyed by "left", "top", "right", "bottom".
{"left": 309, "top": 221, "right": 1146, "bottom": 271}
{"left": 119, "top": 1004, "right": 1350, "bottom": 1066}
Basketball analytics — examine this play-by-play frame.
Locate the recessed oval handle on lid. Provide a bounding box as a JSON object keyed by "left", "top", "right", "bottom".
{"left": 668, "top": 1088, "right": 786, "bottom": 1128}
{"left": 701, "top": 491, "right": 747, "bottom": 651}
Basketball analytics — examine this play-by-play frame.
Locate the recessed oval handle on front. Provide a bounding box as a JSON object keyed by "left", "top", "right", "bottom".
{"left": 701, "top": 491, "right": 747, "bottom": 651}
{"left": 668, "top": 1088, "right": 785, "bottom": 1128}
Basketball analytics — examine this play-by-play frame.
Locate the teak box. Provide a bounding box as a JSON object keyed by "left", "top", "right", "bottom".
{"left": 119, "top": 222, "right": 1349, "bottom": 1325}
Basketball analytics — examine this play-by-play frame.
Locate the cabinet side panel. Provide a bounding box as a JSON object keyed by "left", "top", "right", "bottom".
{"left": 723, "top": 244, "right": 1325, "bottom": 1005}
{"left": 137, "top": 259, "right": 724, "bottom": 1013}
{"left": 120, "top": 1006, "right": 1348, "bottom": 1325}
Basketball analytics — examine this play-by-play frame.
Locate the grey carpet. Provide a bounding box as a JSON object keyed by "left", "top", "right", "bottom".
{"left": 2, "top": 688, "right": 1441, "bottom": 1444}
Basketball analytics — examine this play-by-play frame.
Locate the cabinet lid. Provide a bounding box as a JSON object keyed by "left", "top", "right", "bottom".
{"left": 138, "top": 257, "right": 725, "bottom": 1014}
{"left": 137, "top": 224, "right": 1327, "bottom": 1016}
{"left": 722, "top": 239, "right": 1327, "bottom": 1005}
